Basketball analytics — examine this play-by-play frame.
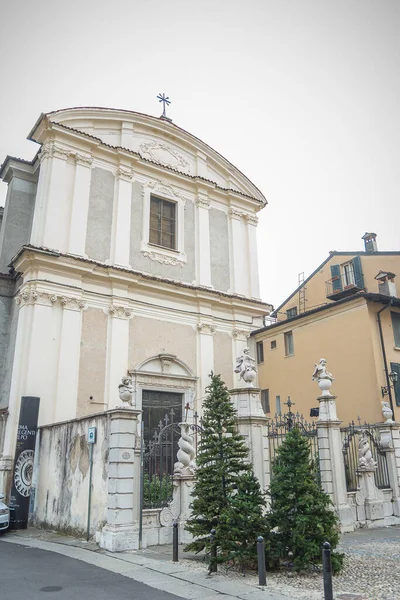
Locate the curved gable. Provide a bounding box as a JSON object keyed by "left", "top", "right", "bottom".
{"left": 39, "top": 107, "right": 266, "bottom": 204}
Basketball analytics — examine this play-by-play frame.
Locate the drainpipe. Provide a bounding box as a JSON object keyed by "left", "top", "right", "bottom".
{"left": 377, "top": 299, "right": 395, "bottom": 417}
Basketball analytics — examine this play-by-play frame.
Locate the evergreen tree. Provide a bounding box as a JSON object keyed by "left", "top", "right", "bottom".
{"left": 267, "top": 426, "right": 344, "bottom": 572}
{"left": 185, "top": 373, "right": 256, "bottom": 557}
{"left": 218, "top": 471, "right": 269, "bottom": 570}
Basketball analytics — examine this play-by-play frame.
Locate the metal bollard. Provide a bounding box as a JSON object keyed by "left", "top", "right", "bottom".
{"left": 209, "top": 528, "right": 217, "bottom": 573}
{"left": 257, "top": 536, "right": 267, "bottom": 586}
{"left": 322, "top": 541, "right": 333, "bottom": 600}
{"left": 173, "top": 521, "right": 179, "bottom": 562}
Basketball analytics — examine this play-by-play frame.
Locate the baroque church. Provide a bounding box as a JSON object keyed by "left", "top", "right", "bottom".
{"left": 0, "top": 106, "right": 271, "bottom": 499}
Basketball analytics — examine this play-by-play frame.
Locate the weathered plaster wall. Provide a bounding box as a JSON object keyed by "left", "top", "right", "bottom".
{"left": 210, "top": 208, "right": 230, "bottom": 292}
{"left": 85, "top": 168, "right": 114, "bottom": 262}
{"left": 129, "top": 182, "right": 196, "bottom": 282}
{"left": 0, "top": 177, "right": 36, "bottom": 273}
{"left": 77, "top": 308, "right": 108, "bottom": 416}
{"left": 128, "top": 316, "right": 196, "bottom": 372}
{"left": 33, "top": 412, "right": 109, "bottom": 537}
{"left": 214, "top": 331, "right": 234, "bottom": 388}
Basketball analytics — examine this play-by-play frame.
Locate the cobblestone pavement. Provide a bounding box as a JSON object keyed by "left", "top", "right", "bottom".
{"left": 176, "top": 526, "right": 400, "bottom": 600}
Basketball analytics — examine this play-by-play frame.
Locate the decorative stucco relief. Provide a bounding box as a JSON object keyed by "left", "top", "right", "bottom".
{"left": 75, "top": 153, "right": 93, "bottom": 167}
{"left": 60, "top": 296, "right": 86, "bottom": 311}
{"left": 108, "top": 305, "right": 133, "bottom": 319}
{"left": 147, "top": 178, "right": 186, "bottom": 203}
{"left": 245, "top": 214, "right": 259, "bottom": 226}
{"left": 229, "top": 208, "right": 258, "bottom": 226}
{"left": 141, "top": 250, "right": 184, "bottom": 267}
{"left": 139, "top": 141, "right": 191, "bottom": 173}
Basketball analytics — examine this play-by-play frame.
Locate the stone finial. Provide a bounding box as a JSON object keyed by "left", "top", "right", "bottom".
{"left": 118, "top": 376, "right": 133, "bottom": 408}
{"left": 174, "top": 423, "right": 196, "bottom": 476}
{"left": 234, "top": 347, "right": 257, "bottom": 387}
{"left": 381, "top": 401, "right": 394, "bottom": 424}
{"left": 312, "top": 358, "right": 334, "bottom": 397}
{"left": 358, "top": 431, "right": 377, "bottom": 471}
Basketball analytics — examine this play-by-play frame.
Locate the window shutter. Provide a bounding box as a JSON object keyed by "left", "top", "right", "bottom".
{"left": 390, "top": 362, "right": 400, "bottom": 406}
{"left": 352, "top": 255, "right": 364, "bottom": 289}
{"left": 330, "top": 264, "right": 342, "bottom": 291}
{"left": 391, "top": 312, "right": 400, "bottom": 347}
{"left": 261, "top": 389, "right": 270, "bottom": 413}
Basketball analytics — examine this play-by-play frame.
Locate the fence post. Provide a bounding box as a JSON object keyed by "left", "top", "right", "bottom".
{"left": 317, "top": 393, "right": 354, "bottom": 531}
{"left": 172, "top": 520, "right": 179, "bottom": 562}
{"left": 257, "top": 536, "right": 266, "bottom": 586}
{"left": 209, "top": 528, "right": 217, "bottom": 573}
{"left": 322, "top": 542, "right": 333, "bottom": 600}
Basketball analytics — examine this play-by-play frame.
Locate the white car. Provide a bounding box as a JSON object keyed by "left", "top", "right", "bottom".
{"left": 0, "top": 493, "right": 10, "bottom": 532}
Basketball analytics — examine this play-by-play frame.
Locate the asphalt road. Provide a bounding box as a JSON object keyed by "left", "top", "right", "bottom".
{"left": 0, "top": 541, "right": 182, "bottom": 600}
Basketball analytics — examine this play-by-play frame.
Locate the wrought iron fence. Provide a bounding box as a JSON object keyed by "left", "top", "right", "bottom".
{"left": 267, "top": 400, "right": 319, "bottom": 476}
{"left": 341, "top": 421, "right": 391, "bottom": 492}
{"left": 142, "top": 409, "right": 203, "bottom": 509}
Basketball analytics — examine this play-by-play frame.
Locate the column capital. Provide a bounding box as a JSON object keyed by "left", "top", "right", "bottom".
{"left": 117, "top": 166, "right": 133, "bottom": 181}
{"left": 75, "top": 153, "right": 93, "bottom": 167}
{"left": 197, "top": 322, "right": 215, "bottom": 335}
{"left": 60, "top": 296, "right": 86, "bottom": 311}
{"left": 108, "top": 304, "right": 133, "bottom": 319}
{"left": 195, "top": 195, "right": 210, "bottom": 209}
{"left": 229, "top": 207, "right": 245, "bottom": 221}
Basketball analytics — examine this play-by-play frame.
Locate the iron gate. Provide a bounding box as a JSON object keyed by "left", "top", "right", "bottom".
{"left": 341, "top": 421, "right": 390, "bottom": 492}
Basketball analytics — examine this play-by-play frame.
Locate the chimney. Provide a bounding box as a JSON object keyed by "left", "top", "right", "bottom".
{"left": 362, "top": 232, "right": 377, "bottom": 253}
{"left": 375, "top": 271, "right": 397, "bottom": 298}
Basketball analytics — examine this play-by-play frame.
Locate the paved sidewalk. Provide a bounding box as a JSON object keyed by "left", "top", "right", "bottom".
{"left": 1, "top": 529, "right": 290, "bottom": 600}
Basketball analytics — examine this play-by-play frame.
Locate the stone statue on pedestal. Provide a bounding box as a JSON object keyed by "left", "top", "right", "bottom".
{"left": 381, "top": 401, "right": 394, "bottom": 423}
{"left": 234, "top": 347, "right": 257, "bottom": 387}
{"left": 118, "top": 376, "right": 133, "bottom": 407}
{"left": 312, "top": 358, "right": 334, "bottom": 397}
{"left": 358, "top": 431, "right": 377, "bottom": 471}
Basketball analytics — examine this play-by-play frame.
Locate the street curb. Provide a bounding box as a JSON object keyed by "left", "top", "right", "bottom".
{"left": 1, "top": 534, "right": 290, "bottom": 600}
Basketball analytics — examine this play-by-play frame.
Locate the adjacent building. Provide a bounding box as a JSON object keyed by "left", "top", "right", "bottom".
{"left": 252, "top": 234, "right": 400, "bottom": 424}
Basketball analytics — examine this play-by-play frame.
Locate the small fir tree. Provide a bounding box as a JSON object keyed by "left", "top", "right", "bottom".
{"left": 185, "top": 372, "right": 264, "bottom": 564}
{"left": 218, "top": 471, "right": 269, "bottom": 570}
{"left": 267, "top": 426, "right": 344, "bottom": 572}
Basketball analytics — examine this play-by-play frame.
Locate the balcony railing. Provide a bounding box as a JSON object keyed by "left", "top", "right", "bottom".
{"left": 326, "top": 273, "right": 364, "bottom": 300}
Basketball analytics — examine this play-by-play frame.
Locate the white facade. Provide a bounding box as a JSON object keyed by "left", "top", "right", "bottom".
{"left": 0, "top": 107, "right": 271, "bottom": 491}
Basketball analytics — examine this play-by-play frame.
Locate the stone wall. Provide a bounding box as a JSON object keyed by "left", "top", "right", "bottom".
{"left": 32, "top": 412, "right": 110, "bottom": 537}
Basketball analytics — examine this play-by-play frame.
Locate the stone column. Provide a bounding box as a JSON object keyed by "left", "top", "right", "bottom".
{"left": 380, "top": 423, "right": 400, "bottom": 516}
{"left": 317, "top": 394, "right": 355, "bottom": 531}
{"left": 195, "top": 195, "right": 212, "bottom": 287}
{"left": 67, "top": 154, "right": 92, "bottom": 256}
{"left": 100, "top": 408, "right": 141, "bottom": 552}
{"left": 229, "top": 387, "right": 269, "bottom": 491}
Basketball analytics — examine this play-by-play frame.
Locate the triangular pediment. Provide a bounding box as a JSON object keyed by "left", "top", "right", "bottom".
{"left": 37, "top": 107, "right": 266, "bottom": 204}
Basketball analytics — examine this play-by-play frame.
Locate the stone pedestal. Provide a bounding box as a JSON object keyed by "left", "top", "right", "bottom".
{"left": 229, "top": 387, "right": 269, "bottom": 490}
{"left": 379, "top": 422, "right": 400, "bottom": 517}
{"left": 176, "top": 474, "right": 196, "bottom": 544}
{"left": 100, "top": 408, "right": 141, "bottom": 552}
{"left": 356, "top": 470, "right": 385, "bottom": 525}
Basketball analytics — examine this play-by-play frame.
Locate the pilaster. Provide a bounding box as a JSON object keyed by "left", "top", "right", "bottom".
{"left": 244, "top": 214, "right": 260, "bottom": 299}
{"left": 105, "top": 304, "right": 132, "bottom": 410}
{"left": 195, "top": 195, "right": 212, "bottom": 287}
{"left": 112, "top": 167, "right": 133, "bottom": 267}
{"left": 196, "top": 322, "right": 215, "bottom": 402}
{"left": 229, "top": 208, "right": 247, "bottom": 296}
{"left": 67, "top": 154, "right": 92, "bottom": 256}
{"left": 380, "top": 423, "right": 400, "bottom": 516}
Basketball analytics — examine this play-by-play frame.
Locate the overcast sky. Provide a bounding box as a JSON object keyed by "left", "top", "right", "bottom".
{"left": 0, "top": 0, "right": 399, "bottom": 309}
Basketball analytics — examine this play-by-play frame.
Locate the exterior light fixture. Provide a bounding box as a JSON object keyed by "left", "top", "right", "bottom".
{"left": 381, "top": 370, "right": 399, "bottom": 397}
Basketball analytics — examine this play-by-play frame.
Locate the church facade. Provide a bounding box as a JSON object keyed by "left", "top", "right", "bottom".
{"left": 0, "top": 107, "right": 271, "bottom": 494}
